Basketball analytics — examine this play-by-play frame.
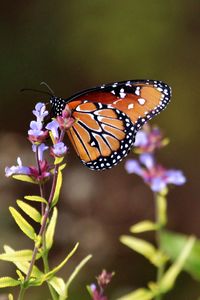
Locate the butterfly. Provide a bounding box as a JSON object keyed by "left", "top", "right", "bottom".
{"left": 49, "top": 80, "right": 171, "bottom": 171}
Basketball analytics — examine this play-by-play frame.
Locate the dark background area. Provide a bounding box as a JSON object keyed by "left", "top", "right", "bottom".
{"left": 0, "top": 1, "right": 199, "bottom": 299}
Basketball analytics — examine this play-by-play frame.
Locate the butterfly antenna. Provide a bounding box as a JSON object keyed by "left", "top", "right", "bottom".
{"left": 40, "top": 82, "right": 55, "bottom": 96}
{"left": 20, "top": 88, "right": 52, "bottom": 96}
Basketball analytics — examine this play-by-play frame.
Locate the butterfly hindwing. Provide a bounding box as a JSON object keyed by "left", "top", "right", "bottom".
{"left": 67, "top": 101, "right": 136, "bottom": 170}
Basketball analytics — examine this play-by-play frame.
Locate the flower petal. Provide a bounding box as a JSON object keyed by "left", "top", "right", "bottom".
{"left": 17, "top": 157, "right": 22, "bottom": 166}
{"left": 134, "top": 130, "right": 148, "bottom": 147}
{"left": 52, "top": 142, "right": 67, "bottom": 157}
{"left": 165, "top": 170, "right": 186, "bottom": 186}
{"left": 140, "top": 153, "right": 155, "bottom": 169}
{"left": 46, "top": 120, "right": 60, "bottom": 139}
{"left": 125, "top": 159, "right": 143, "bottom": 175}
{"left": 33, "top": 102, "right": 48, "bottom": 122}
{"left": 29, "top": 121, "right": 42, "bottom": 130}
{"left": 5, "top": 158, "right": 31, "bottom": 177}
{"left": 32, "top": 143, "right": 49, "bottom": 161}
{"left": 150, "top": 177, "right": 167, "bottom": 192}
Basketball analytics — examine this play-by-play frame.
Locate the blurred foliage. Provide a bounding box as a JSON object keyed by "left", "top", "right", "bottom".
{"left": 0, "top": 1, "right": 200, "bottom": 299}
{"left": 161, "top": 230, "right": 200, "bottom": 282}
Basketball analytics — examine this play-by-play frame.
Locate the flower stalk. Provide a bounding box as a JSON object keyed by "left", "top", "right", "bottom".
{"left": 154, "top": 191, "right": 167, "bottom": 300}
{"left": 122, "top": 124, "right": 188, "bottom": 300}
{"left": 3, "top": 102, "right": 87, "bottom": 300}
{"left": 19, "top": 128, "right": 66, "bottom": 299}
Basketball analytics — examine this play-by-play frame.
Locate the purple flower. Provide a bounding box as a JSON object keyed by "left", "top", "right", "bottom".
{"left": 5, "top": 157, "right": 31, "bottom": 177}
{"left": 46, "top": 119, "right": 60, "bottom": 141}
{"left": 29, "top": 160, "right": 51, "bottom": 182}
{"left": 28, "top": 120, "right": 48, "bottom": 143}
{"left": 28, "top": 121, "right": 43, "bottom": 137}
{"left": 56, "top": 105, "right": 75, "bottom": 130}
{"left": 52, "top": 142, "right": 67, "bottom": 157}
{"left": 97, "top": 270, "right": 113, "bottom": 287}
{"left": 134, "top": 130, "right": 148, "bottom": 147}
{"left": 5, "top": 157, "right": 50, "bottom": 182}
{"left": 90, "top": 284, "right": 107, "bottom": 300}
{"left": 125, "top": 153, "right": 186, "bottom": 192}
{"left": 89, "top": 270, "right": 113, "bottom": 300}
{"left": 134, "top": 124, "right": 169, "bottom": 153}
{"left": 32, "top": 102, "right": 48, "bottom": 123}
{"left": 32, "top": 143, "right": 49, "bottom": 161}
{"left": 28, "top": 103, "right": 49, "bottom": 144}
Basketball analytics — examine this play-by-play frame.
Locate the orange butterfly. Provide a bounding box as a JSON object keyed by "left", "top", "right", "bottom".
{"left": 50, "top": 80, "right": 171, "bottom": 170}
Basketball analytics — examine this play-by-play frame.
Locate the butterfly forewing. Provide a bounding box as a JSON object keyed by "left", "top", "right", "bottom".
{"left": 66, "top": 80, "right": 171, "bottom": 125}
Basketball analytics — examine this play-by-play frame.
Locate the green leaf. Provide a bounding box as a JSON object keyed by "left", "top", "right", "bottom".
{"left": 86, "top": 285, "right": 93, "bottom": 297}
{"left": 13, "top": 175, "right": 36, "bottom": 184}
{"left": 43, "top": 243, "right": 79, "bottom": 281}
{"left": 52, "top": 168, "right": 62, "bottom": 207}
{"left": 55, "top": 157, "right": 64, "bottom": 165}
{"left": 4, "top": 245, "right": 43, "bottom": 278}
{"left": 159, "top": 236, "right": 195, "bottom": 293}
{"left": 120, "top": 235, "right": 167, "bottom": 267}
{"left": 16, "top": 270, "right": 24, "bottom": 282}
{"left": 49, "top": 276, "right": 65, "bottom": 297}
{"left": 9, "top": 207, "right": 35, "bottom": 240}
{"left": 9, "top": 207, "right": 36, "bottom": 240}
{"left": 161, "top": 230, "right": 200, "bottom": 281}
{"left": 117, "top": 288, "right": 154, "bottom": 300}
{"left": 46, "top": 208, "right": 58, "bottom": 250}
{"left": 19, "top": 264, "right": 43, "bottom": 279}
{"left": 147, "top": 282, "right": 159, "bottom": 295}
{"left": 51, "top": 164, "right": 66, "bottom": 174}
{"left": 0, "top": 249, "right": 40, "bottom": 262}
{"left": 130, "top": 221, "right": 159, "bottom": 233}
{"left": 64, "top": 254, "right": 92, "bottom": 298}
{"left": 17, "top": 200, "right": 41, "bottom": 223}
{"left": 0, "top": 277, "right": 20, "bottom": 288}
{"left": 8, "top": 294, "right": 14, "bottom": 300}
{"left": 59, "top": 163, "right": 66, "bottom": 171}
{"left": 27, "top": 278, "right": 44, "bottom": 287}
{"left": 49, "top": 130, "right": 56, "bottom": 144}
{"left": 24, "top": 195, "right": 47, "bottom": 204}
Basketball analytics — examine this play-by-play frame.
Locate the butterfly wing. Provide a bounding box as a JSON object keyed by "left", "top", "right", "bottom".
{"left": 66, "top": 80, "right": 171, "bottom": 125}
{"left": 51, "top": 80, "right": 171, "bottom": 170}
{"left": 67, "top": 101, "right": 135, "bottom": 170}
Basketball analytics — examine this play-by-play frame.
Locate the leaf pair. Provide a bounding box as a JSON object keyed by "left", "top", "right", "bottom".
{"left": 0, "top": 242, "right": 92, "bottom": 299}
{"left": 118, "top": 232, "right": 195, "bottom": 300}
{"left": 120, "top": 218, "right": 168, "bottom": 268}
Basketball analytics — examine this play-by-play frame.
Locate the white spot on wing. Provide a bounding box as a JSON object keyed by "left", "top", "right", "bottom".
{"left": 138, "top": 98, "right": 146, "bottom": 105}
{"left": 128, "top": 103, "right": 134, "bottom": 109}
{"left": 135, "top": 87, "right": 140, "bottom": 96}
{"left": 157, "top": 87, "right": 163, "bottom": 92}
{"left": 125, "top": 81, "right": 131, "bottom": 86}
{"left": 119, "top": 88, "right": 126, "bottom": 98}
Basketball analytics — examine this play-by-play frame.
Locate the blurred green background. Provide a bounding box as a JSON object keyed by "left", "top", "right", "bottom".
{"left": 0, "top": 1, "right": 200, "bottom": 299}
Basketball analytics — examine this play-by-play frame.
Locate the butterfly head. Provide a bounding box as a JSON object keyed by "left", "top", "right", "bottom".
{"left": 50, "top": 96, "right": 67, "bottom": 117}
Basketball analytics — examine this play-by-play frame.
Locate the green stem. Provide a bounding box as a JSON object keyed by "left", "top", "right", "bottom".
{"left": 42, "top": 251, "right": 58, "bottom": 300}
{"left": 154, "top": 192, "right": 167, "bottom": 300}
{"left": 18, "top": 164, "right": 60, "bottom": 300}
{"left": 17, "top": 286, "right": 26, "bottom": 300}
{"left": 17, "top": 130, "right": 66, "bottom": 300}
{"left": 155, "top": 229, "right": 165, "bottom": 300}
